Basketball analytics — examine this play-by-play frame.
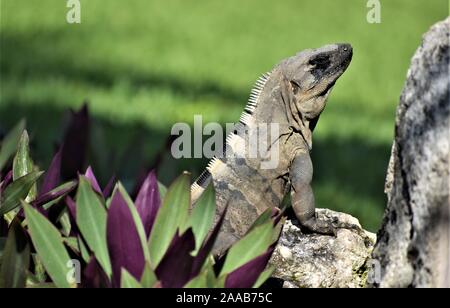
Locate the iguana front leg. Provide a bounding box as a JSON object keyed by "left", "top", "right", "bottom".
{"left": 290, "top": 152, "right": 337, "bottom": 235}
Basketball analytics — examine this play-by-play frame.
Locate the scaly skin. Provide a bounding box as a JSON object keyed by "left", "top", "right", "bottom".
{"left": 191, "top": 44, "right": 353, "bottom": 256}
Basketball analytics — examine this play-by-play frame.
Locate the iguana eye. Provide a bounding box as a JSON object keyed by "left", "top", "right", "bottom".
{"left": 290, "top": 81, "right": 300, "bottom": 94}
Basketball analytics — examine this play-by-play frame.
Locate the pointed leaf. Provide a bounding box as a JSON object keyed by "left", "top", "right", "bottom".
{"left": 121, "top": 269, "right": 143, "bottom": 288}
{"left": 107, "top": 188, "right": 145, "bottom": 287}
{"left": 224, "top": 247, "right": 275, "bottom": 288}
{"left": 246, "top": 208, "right": 278, "bottom": 234}
{"left": 0, "top": 218, "right": 30, "bottom": 288}
{"left": 158, "top": 182, "right": 167, "bottom": 200}
{"left": 102, "top": 174, "right": 116, "bottom": 198}
{"left": 82, "top": 257, "right": 111, "bottom": 288}
{"left": 85, "top": 166, "right": 102, "bottom": 195}
{"left": 23, "top": 203, "right": 72, "bottom": 288}
{"left": 148, "top": 172, "right": 190, "bottom": 267}
{"left": 140, "top": 262, "right": 157, "bottom": 288}
{"left": 0, "top": 171, "right": 44, "bottom": 215}
{"left": 59, "top": 210, "right": 72, "bottom": 237}
{"left": 155, "top": 228, "right": 196, "bottom": 288}
{"left": 116, "top": 184, "right": 151, "bottom": 262}
{"left": 61, "top": 105, "right": 89, "bottom": 181}
{"left": 189, "top": 184, "right": 215, "bottom": 252}
{"left": 190, "top": 205, "right": 228, "bottom": 278}
{"left": 33, "top": 181, "right": 77, "bottom": 208}
{"left": 39, "top": 148, "right": 62, "bottom": 196}
{"left": 184, "top": 270, "right": 208, "bottom": 288}
{"left": 0, "top": 119, "right": 25, "bottom": 172}
{"left": 0, "top": 170, "right": 12, "bottom": 191}
{"left": 135, "top": 171, "right": 160, "bottom": 237}
{"left": 12, "top": 130, "right": 37, "bottom": 202}
{"left": 65, "top": 196, "right": 77, "bottom": 219}
{"left": 220, "top": 221, "right": 274, "bottom": 276}
{"left": 31, "top": 253, "right": 47, "bottom": 283}
{"left": 78, "top": 236, "right": 90, "bottom": 263}
{"left": 63, "top": 237, "right": 79, "bottom": 254}
{"left": 12, "top": 131, "right": 33, "bottom": 181}
{"left": 76, "top": 176, "right": 111, "bottom": 277}
{"left": 253, "top": 266, "right": 275, "bottom": 288}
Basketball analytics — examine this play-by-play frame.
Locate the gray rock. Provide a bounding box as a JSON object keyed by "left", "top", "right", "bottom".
{"left": 270, "top": 209, "right": 376, "bottom": 288}
{"left": 369, "top": 18, "right": 450, "bottom": 288}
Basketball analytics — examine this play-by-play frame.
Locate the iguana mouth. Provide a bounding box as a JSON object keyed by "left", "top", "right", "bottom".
{"left": 318, "top": 80, "right": 336, "bottom": 96}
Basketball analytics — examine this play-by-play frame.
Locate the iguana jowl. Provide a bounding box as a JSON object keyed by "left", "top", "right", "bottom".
{"left": 191, "top": 44, "right": 353, "bottom": 255}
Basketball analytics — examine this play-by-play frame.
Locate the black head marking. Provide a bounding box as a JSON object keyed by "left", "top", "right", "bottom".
{"left": 309, "top": 54, "right": 331, "bottom": 78}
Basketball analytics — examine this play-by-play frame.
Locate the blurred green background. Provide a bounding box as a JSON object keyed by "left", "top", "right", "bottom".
{"left": 0, "top": 0, "right": 447, "bottom": 231}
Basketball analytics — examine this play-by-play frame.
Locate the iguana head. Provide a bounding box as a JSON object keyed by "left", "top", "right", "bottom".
{"left": 280, "top": 43, "right": 352, "bottom": 148}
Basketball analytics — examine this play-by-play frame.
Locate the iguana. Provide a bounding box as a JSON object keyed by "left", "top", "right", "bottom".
{"left": 191, "top": 43, "right": 353, "bottom": 255}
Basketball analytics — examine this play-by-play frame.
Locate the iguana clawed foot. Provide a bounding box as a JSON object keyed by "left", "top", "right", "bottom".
{"left": 299, "top": 214, "right": 338, "bottom": 236}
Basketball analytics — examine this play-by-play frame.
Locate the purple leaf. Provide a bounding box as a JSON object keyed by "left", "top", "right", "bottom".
{"left": 0, "top": 170, "right": 12, "bottom": 191}
{"left": 190, "top": 205, "right": 228, "bottom": 278}
{"left": 131, "top": 168, "right": 149, "bottom": 198}
{"left": 271, "top": 207, "right": 283, "bottom": 225}
{"left": 135, "top": 171, "right": 160, "bottom": 237}
{"left": 102, "top": 174, "right": 116, "bottom": 198}
{"left": 39, "top": 148, "right": 62, "bottom": 196}
{"left": 32, "top": 181, "right": 77, "bottom": 208}
{"left": 61, "top": 104, "right": 89, "bottom": 181}
{"left": 107, "top": 189, "right": 146, "bottom": 287}
{"left": 82, "top": 257, "right": 111, "bottom": 288}
{"left": 155, "top": 228, "right": 196, "bottom": 288}
{"left": 65, "top": 196, "right": 77, "bottom": 220}
{"left": 224, "top": 246, "right": 275, "bottom": 288}
{"left": 84, "top": 166, "right": 102, "bottom": 195}
{"left": 65, "top": 196, "right": 79, "bottom": 237}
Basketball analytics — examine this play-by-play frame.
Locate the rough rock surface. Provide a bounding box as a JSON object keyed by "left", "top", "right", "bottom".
{"left": 368, "top": 18, "right": 449, "bottom": 288}
{"left": 270, "top": 209, "right": 376, "bottom": 288}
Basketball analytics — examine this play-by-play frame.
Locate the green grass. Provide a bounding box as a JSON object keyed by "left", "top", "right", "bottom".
{"left": 0, "top": 0, "right": 447, "bottom": 231}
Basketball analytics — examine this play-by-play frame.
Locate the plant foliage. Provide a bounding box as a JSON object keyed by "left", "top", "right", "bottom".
{"left": 0, "top": 107, "right": 281, "bottom": 288}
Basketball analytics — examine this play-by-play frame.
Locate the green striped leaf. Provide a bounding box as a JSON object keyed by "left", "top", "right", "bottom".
{"left": 140, "top": 261, "right": 157, "bottom": 288}
{"left": 24, "top": 203, "right": 72, "bottom": 288}
{"left": 184, "top": 270, "right": 208, "bottom": 288}
{"left": 121, "top": 269, "right": 142, "bottom": 288}
{"left": 253, "top": 266, "right": 275, "bottom": 288}
{"left": 220, "top": 221, "right": 274, "bottom": 276}
{"left": 76, "top": 176, "right": 111, "bottom": 277}
{"left": 0, "top": 119, "right": 25, "bottom": 172}
{"left": 188, "top": 184, "right": 216, "bottom": 253}
{"left": 148, "top": 172, "right": 190, "bottom": 268}
{"left": 12, "top": 131, "right": 34, "bottom": 181}
{"left": 157, "top": 181, "right": 167, "bottom": 200}
{"left": 0, "top": 218, "right": 30, "bottom": 288}
{"left": 0, "top": 171, "right": 44, "bottom": 215}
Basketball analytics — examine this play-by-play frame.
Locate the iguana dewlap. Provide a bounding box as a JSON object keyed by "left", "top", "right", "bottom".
{"left": 191, "top": 44, "right": 353, "bottom": 255}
